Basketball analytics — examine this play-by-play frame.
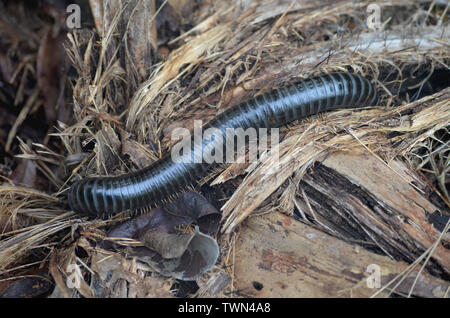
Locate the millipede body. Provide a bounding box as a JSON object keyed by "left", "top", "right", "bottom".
{"left": 68, "top": 72, "right": 379, "bottom": 217}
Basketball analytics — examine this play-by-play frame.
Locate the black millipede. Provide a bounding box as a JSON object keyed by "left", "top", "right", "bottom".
{"left": 68, "top": 72, "right": 379, "bottom": 218}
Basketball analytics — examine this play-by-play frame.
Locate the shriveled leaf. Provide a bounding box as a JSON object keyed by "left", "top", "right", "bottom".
{"left": 141, "top": 230, "right": 193, "bottom": 259}
{"left": 129, "top": 227, "right": 219, "bottom": 281}
{"left": 106, "top": 191, "right": 221, "bottom": 238}
{"left": 104, "top": 191, "right": 221, "bottom": 280}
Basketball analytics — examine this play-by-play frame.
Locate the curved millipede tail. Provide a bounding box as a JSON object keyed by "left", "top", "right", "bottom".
{"left": 68, "top": 72, "right": 379, "bottom": 218}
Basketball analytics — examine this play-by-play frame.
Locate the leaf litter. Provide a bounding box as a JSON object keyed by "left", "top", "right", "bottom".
{"left": 0, "top": 0, "right": 449, "bottom": 298}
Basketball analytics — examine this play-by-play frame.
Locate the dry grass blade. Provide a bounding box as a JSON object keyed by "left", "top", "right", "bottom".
{"left": 0, "top": 212, "right": 75, "bottom": 271}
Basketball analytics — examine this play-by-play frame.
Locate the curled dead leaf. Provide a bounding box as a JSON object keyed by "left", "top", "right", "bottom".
{"left": 104, "top": 191, "right": 221, "bottom": 280}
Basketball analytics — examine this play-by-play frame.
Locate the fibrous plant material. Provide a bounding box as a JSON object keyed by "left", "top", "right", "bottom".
{"left": 232, "top": 212, "right": 449, "bottom": 298}
{"left": 0, "top": 0, "right": 448, "bottom": 298}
